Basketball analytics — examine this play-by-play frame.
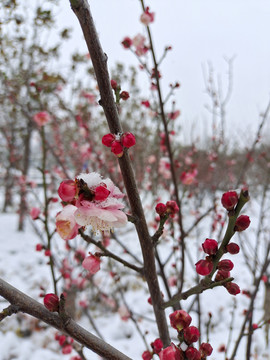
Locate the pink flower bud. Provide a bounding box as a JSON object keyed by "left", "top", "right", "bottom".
{"left": 141, "top": 100, "right": 150, "bottom": 108}
{"left": 226, "top": 242, "right": 240, "bottom": 254}
{"left": 155, "top": 203, "right": 167, "bottom": 216}
{"left": 199, "top": 343, "right": 213, "bottom": 356}
{"left": 56, "top": 205, "right": 80, "bottom": 241}
{"left": 82, "top": 253, "right": 101, "bottom": 274}
{"left": 225, "top": 282, "right": 240, "bottom": 295}
{"left": 140, "top": 7, "right": 155, "bottom": 25}
{"left": 195, "top": 258, "right": 213, "bottom": 276}
{"left": 169, "top": 310, "right": 192, "bottom": 332}
{"left": 202, "top": 238, "right": 218, "bottom": 255}
{"left": 158, "top": 343, "right": 182, "bottom": 360}
{"left": 102, "top": 133, "right": 115, "bottom": 147}
{"left": 151, "top": 338, "right": 163, "bottom": 354}
{"left": 142, "top": 351, "right": 153, "bottom": 360}
{"left": 58, "top": 180, "right": 76, "bottom": 202}
{"left": 221, "top": 191, "right": 238, "bottom": 210}
{"left": 30, "top": 207, "right": 41, "bottom": 220}
{"left": 120, "top": 91, "right": 130, "bottom": 100}
{"left": 234, "top": 215, "right": 250, "bottom": 231}
{"left": 183, "top": 326, "right": 200, "bottom": 344}
{"left": 121, "top": 37, "right": 133, "bottom": 48}
{"left": 94, "top": 185, "right": 110, "bottom": 201}
{"left": 185, "top": 347, "right": 201, "bottom": 360}
{"left": 43, "top": 293, "right": 59, "bottom": 312}
{"left": 122, "top": 132, "right": 136, "bottom": 148}
{"left": 33, "top": 111, "right": 51, "bottom": 126}
{"left": 218, "top": 259, "right": 234, "bottom": 272}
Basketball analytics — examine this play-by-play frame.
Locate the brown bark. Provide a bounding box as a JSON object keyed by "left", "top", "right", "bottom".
{"left": 69, "top": 0, "right": 170, "bottom": 346}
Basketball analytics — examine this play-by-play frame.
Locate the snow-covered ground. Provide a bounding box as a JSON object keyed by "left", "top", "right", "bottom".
{"left": 0, "top": 197, "right": 270, "bottom": 360}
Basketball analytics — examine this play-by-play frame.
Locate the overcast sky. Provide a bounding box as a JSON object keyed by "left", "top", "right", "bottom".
{"left": 57, "top": 0, "right": 270, "bottom": 146}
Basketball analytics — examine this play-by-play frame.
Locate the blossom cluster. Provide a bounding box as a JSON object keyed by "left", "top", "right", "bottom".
{"left": 155, "top": 200, "right": 179, "bottom": 218}
{"left": 195, "top": 190, "right": 251, "bottom": 296}
{"left": 102, "top": 132, "right": 136, "bottom": 157}
{"left": 56, "top": 172, "right": 127, "bottom": 239}
{"left": 122, "top": 33, "right": 149, "bottom": 56}
{"left": 142, "top": 310, "right": 212, "bottom": 359}
{"left": 54, "top": 332, "right": 79, "bottom": 357}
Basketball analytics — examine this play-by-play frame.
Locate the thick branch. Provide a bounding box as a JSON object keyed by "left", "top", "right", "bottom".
{"left": 0, "top": 278, "right": 131, "bottom": 360}
{"left": 69, "top": 0, "right": 170, "bottom": 345}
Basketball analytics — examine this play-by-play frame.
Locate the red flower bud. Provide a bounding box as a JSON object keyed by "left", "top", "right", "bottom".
{"left": 142, "top": 350, "right": 152, "bottom": 360}
{"left": 102, "top": 133, "right": 115, "bottom": 147}
{"left": 225, "top": 282, "right": 240, "bottom": 295}
{"left": 62, "top": 345, "right": 72, "bottom": 354}
{"left": 202, "top": 238, "right": 218, "bottom": 255}
{"left": 111, "top": 141, "right": 124, "bottom": 157}
{"left": 226, "top": 242, "right": 240, "bottom": 254}
{"left": 218, "top": 259, "right": 234, "bottom": 272}
{"left": 58, "top": 180, "right": 76, "bottom": 202}
{"left": 215, "top": 270, "right": 230, "bottom": 281}
{"left": 151, "top": 338, "right": 163, "bottom": 354}
{"left": 169, "top": 310, "right": 192, "bottom": 332}
{"left": 43, "top": 293, "right": 59, "bottom": 312}
{"left": 234, "top": 215, "right": 250, "bottom": 231}
{"left": 120, "top": 91, "right": 130, "bottom": 100}
{"left": 158, "top": 343, "right": 182, "bottom": 360}
{"left": 166, "top": 201, "right": 179, "bottom": 217}
{"left": 122, "top": 132, "right": 136, "bottom": 148}
{"left": 121, "top": 37, "right": 133, "bottom": 48}
{"left": 185, "top": 347, "right": 201, "bottom": 360}
{"left": 221, "top": 191, "right": 238, "bottom": 210}
{"left": 58, "top": 334, "right": 66, "bottom": 346}
{"left": 94, "top": 185, "right": 110, "bottom": 201}
{"left": 44, "top": 249, "right": 52, "bottom": 257}
{"left": 195, "top": 258, "right": 213, "bottom": 276}
{"left": 36, "top": 243, "right": 43, "bottom": 251}
{"left": 155, "top": 203, "right": 167, "bottom": 216}
{"left": 141, "top": 100, "right": 150, "bottom": 108}
{"left": 183, "top": 326, "right": 200, "bottom": 344}
{"left": 111, "top": 79, "right": 118, "bottom": 90}
{"left": 199, "top": 343, "right": 213, "bottom": 356}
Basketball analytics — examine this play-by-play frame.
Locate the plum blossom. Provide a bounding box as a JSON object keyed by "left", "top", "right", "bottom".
{"left": 180, "top": 169, "right": 198, "bottom": 185}
{"left": 56, "top": 173, "right": 127, "bottom": 234}
{"left": 140, "top": 7, "right": 155, "bottom": 25}
{"left": 33, "top": 111, "right": 51, "bottom": 126}
{"left": 82, "top": 253, "right": 101, "bottom": 274}
{"left": 133, "top": 33, "right": 149, "bottom": 56}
